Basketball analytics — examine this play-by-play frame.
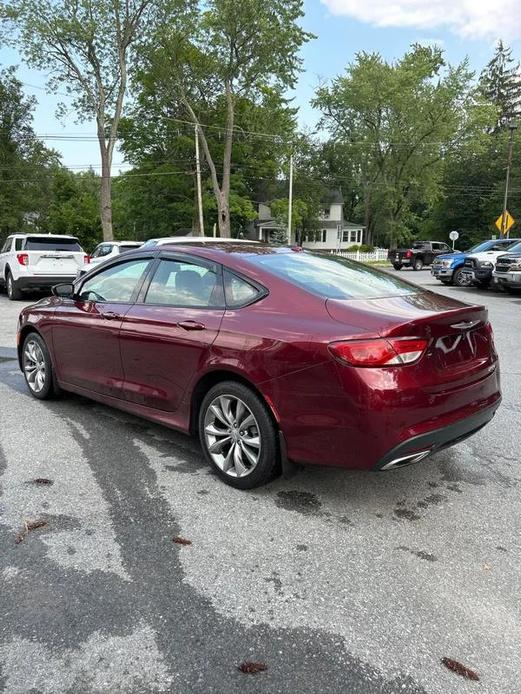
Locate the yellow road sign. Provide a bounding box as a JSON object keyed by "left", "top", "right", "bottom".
{"left": 495, "top": 211, "right": 515, "bottom": 234}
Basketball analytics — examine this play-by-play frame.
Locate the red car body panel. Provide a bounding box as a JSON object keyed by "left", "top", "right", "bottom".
{"left": 17, "top": 244, "right": 501, "bottom": 472}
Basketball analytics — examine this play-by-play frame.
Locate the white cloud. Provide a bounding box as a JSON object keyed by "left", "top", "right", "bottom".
{"left": 321, "top": 0, "right": 521, "bottom": 42}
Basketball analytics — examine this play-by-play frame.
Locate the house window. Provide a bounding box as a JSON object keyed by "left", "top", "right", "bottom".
{"left": 322, "top": 207, "right": 330, "bottom": 219}
{"left": 321, "top": 229, "right": 327, "bottom": 243}
{"left": 342, "top": 230, "right": 350, "bottom": 243}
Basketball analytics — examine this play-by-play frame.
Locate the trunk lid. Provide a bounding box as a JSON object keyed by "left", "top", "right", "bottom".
{"left": 326, "top": 292, "right": 496, "bottom": 385}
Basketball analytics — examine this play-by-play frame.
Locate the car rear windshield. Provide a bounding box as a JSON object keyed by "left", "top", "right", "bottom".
{"left": 249, "top": 250, "right": 419, "bottom": 300}
{"left": 24, "top": 237, "right": 82, "bottom": 252}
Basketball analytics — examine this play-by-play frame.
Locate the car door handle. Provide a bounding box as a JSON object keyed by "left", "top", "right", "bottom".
{"left": 101, "top": 311, "right": 121, "bottom": 320}
{"left": 177, "top": 320, "right": 206, "bottom": 331}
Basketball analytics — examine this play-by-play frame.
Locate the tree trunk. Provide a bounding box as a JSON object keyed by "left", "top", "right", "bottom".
{"left": 100, "top": 152, "right": 113, "bottom": 241}
{"left": 217, "top": 191, "right": 231, "bottom": 238}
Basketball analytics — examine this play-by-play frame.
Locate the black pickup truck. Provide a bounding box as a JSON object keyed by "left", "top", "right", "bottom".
{"left": 388, "top": 241, "right": 452, "bottom": 271}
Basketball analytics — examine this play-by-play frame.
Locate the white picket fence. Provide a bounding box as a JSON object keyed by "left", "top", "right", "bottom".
{"left": 331, "top": 248, "right": 389, "bottom": 262}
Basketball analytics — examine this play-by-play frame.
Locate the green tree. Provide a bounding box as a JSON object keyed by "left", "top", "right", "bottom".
{"left": 45, "top": 168, "right": 102, "bottom": 250}
{"left": 314, "top": 45, "right": 474, "bottom": 247}
{"left": 142, "top": 0, "right": 312, "bottom": 237}
{"left": 479, "top": 40, "right": 521, "bottom": 132}
{"left": 3, "top": 0, "right": 185, "bottom": 240}
{"left": 117, "top": 71, "right": 296, "bottom": 237}
{"left": 0, "top": 65, "right": 59, "bottom": 242}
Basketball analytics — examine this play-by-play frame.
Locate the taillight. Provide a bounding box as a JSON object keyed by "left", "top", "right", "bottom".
{"left": 17, "top": 253, "right": 29, "bottom": 266}
{"left": 84, "top": 255, "right": 90, "bottom": 264}
{"left": 329, "top": 338, "right": 428, "bottom": 367}
{"left": 405, "top": 249, "right": 413, "bottom": 259}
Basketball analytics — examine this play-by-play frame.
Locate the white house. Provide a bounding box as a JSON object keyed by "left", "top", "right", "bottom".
{"left": 250, "top": 191, "right": 366, "bottom": 249}
{"left": 302, "top": 190, "right": 365, "bottom": 250}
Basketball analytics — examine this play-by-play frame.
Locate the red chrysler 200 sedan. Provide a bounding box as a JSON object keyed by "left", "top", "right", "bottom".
{"left": 17, "top": 242, "right": 501, "bottom": 489}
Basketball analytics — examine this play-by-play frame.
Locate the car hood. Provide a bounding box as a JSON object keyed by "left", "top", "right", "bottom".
{"left": 467, "top": 251, "right": 507, "bottom": 262}
{"left": 497, "top": 252, "right": 521, "bottom": 260}
{"left": 435, "top": 252, "right": 466, "bottom": 262}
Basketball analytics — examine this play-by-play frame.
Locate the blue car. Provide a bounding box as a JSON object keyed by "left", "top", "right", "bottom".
{"left": 431, "top": 239, "right": 519, "bottom": 286}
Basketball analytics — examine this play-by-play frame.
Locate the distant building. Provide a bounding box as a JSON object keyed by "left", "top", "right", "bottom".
{"left": 247, "top": 191, "right": 366, "bottom": 248}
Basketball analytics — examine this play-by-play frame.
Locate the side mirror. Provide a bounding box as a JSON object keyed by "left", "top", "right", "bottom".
{"left": 52, "top": 282, "right": 75, "bottom": 299}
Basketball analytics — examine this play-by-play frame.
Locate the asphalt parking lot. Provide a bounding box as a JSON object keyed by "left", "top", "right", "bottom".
{"left": 0, "top": 272, "right": 520, "bottom": 694}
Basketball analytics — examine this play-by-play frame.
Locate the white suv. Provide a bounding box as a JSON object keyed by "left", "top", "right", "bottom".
{"left": 89, "top": 240, "right": 143, "bottom": 266}
{"left": 0, "top": 233, "right": 88, "bottom": 300}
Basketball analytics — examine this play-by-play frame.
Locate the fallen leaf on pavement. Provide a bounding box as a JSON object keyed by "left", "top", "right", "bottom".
{"left": 15, "top": 519, "right": 48, "bottom": 544}
{"left": 26, "top": 478, "right": 54, "bottom": 486}
{"left": 172, "top": 536, "right": 192, "bottom": 545}
{"left": 441, "top": 658, "right": 479, "bottom": 681}
{"left": 237, "top": 661, "right": 268, "bottom": 674}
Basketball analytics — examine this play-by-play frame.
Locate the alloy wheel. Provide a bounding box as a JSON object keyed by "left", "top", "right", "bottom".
{"left": 454, "top": 269, "right": 473, "bottom": 287}
{"left": 203, "top": 395, "right": 261, "bottom": 478}
{"left": 23, "top": 339, "right": 47, "bottom": 393}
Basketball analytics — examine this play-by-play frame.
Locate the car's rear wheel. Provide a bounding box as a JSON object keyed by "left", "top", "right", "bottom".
{"left": 6, "top": 271, "right": 22, "bottom": 301}
{"left": 453, "top": 267, "right": 472, "bottom": 287}
{"left": 199, "top": 381, "right": 280, "bottom": 489}
{"left": 392, "top": 263, "right": 403, "bottom": 270}
{"left": 413, "top": 258, "right": 424, "bottom": 271}
{"left": 22, "top": 333, "right": 60, "bottom": 400}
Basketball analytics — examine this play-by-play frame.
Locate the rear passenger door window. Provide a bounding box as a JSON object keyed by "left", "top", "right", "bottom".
{"left": 144, "top": 259, "right": 223, "bottom": 307}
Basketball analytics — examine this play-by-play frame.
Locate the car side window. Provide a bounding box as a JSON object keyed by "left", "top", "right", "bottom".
{"left": 144, "top": 259, "right": 222, "bottom": 307}
{"left": 1, "top": 238, "right": 12, "bottom": 253}
{"left": 14, "top": 238, "right": 23, "bottom": 251}
{"left": 224, "top": 271, "right": 261, "bottom": 307}
{"left": 97, "top": 244, "right": 113, "bottom": 257}
{"left": 439, "top": 244, "right": 450, "bottom": 252}
{"left": 79, "top": 259, "right": 151, "bottom": 303}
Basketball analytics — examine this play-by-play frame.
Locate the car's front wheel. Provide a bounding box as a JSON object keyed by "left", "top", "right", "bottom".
{"left": 22, "top": 333, "right": 60, "bottom": 400}
{"left": 453, "top": 268, "right": 473, "bottom": 287}
{"left": 199, "top": 381, "right": 280, "bottom": 489}
{"left": 6, "top": 271, "right": 22, "bottom": 301}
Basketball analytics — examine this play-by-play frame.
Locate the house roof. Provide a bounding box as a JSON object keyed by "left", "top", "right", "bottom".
{"left": 321, "top": 189, "right": 344, "bottom": 205}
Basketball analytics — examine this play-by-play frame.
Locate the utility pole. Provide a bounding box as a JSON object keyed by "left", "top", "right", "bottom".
{"left": 195, "top": 123, "right": 205, "bottom": 237}
{"left": 287, "top": 154, "right": 294, "bottom": 245}
{"left": 501, "top": 121, "right": 517, "bottom": 238}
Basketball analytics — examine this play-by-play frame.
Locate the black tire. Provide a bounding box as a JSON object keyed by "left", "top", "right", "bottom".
{"left": 477, "top": 280, "right": 491, "bottom": 289}
{"left": 6, "top": 271, "right": 22, "bottom": 301}
{"left": 198, "top": 380, "right": 280, "bottom": 489}
{"left": 21, "top": 332, "right": 61, "bottom": 400}
{"left": 453, "top": 267, "right": 472, "bottom": 287}
{"left": 440, "top": 279, "right": 452, "bottom": 286}
{"left": 393, "top": 263, "right": 403, "bottom": 271}
{"left": 413, "top": 258, "right": 424, "bottom": 271}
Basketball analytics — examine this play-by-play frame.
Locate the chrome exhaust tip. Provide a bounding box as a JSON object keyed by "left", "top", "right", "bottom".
{"left": 380, "top": 449, "right": 432, "bottom": 471}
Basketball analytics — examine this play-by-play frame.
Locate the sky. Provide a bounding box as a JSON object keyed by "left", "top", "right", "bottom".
{"left": 1, "top": 0, "right": 520, "bottom": 170}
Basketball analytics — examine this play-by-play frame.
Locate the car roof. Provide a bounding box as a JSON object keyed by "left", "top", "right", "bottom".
{"left": 149, "top": 236, "right": 259, "bottom": 245}
{"left": 11, "top": 233, "right": 79, "bottom": 239}
{"left": 96, "top": 240, "right": 142, "bottom": 246}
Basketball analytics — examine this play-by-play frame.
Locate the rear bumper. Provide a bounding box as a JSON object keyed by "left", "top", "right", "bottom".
{"left": 16, "top": 275, "right": 77, "bottom": 290}
{"left": 373, "top": 399, "right": 501, "bottom": 471}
